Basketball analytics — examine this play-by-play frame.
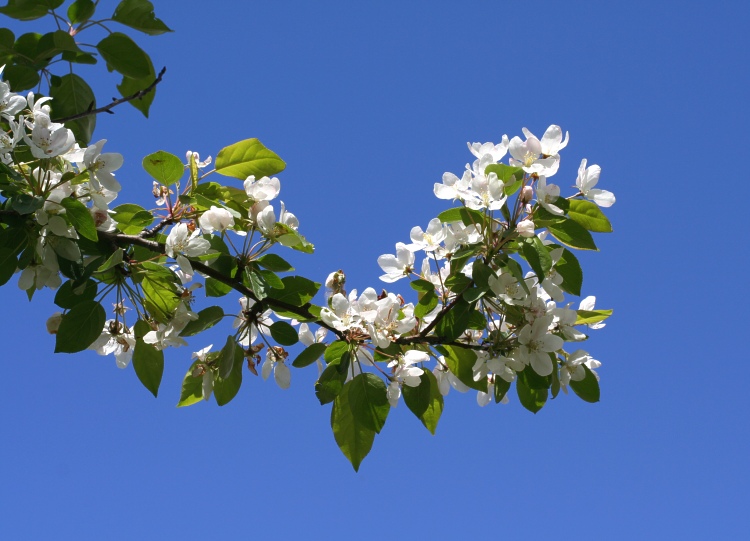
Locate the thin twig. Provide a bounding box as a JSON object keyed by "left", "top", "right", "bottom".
{"left": 52, "top": 67, "right": 168, "bottom": 123}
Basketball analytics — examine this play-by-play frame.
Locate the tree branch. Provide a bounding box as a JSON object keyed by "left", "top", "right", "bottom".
{"left": 102, "top": 231, "right": 344, "bottom": 339}
{"left": 52, "top": 67, "right": 168, "bottom": 123}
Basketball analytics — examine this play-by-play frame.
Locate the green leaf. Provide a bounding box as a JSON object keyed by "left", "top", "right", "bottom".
{"left": 494, "top": 377, "right": 511, "bottom": 403}
{"left": 498, "top": 256, "right": 530, "bottom": 296}
{"left": 142, "top": 150, "right": 184, "bottom": 186}
{"left": 96, "top": 248, "right": 123, "bottom": 273}
{"left": 315, "top": 358, "right": 348, "bottom": 405}
{"left": 324, "top": 341, "right": 349, "bottom": 364}
{"left": 414, "top": 290, "right": 438, "bottom": 319}
{"left": 292, "top": 342, "right": 327, "bottom": 368}
{"left": 49, "top": 73, "right": 95, "bottom": 145}
{"left": 68, "top": 0, "right": 95, "bottom": 23}
{"left": 435, "top": 298, "right": 473, "bottom": 342}
{"left": 215, "top": 138, "right": 286, "bottom": 180}
{"left": 521, "top": 236, "right": 552, "bottom": 283}
{"left": 331, "top": 379, "right": 376, "bottom": 471}
{"left": 275, "top": 223, "right": 314, "bottom": 254}
{"left": 214, "top": 340, "right": 244, "bottom": 406}
{"left": 547, "top": 219, "right": 598, "bottom": 251}
{"left": 550, "top": 364, "right": 561, "bottom": 399}
{"left": 556, "top": 248, "right": 583, "bottom": 296}
{"left": 0, "top": 0, "right": 48, "bottom": 20}
{"left": 437, "top": 207, "right": 485, "bottom": 227}
{"left": 115, "top": 49, "right": 156, "bottom": 117}
{"left": 180, "top": 306, "right": 224, "bottom": 337}
{"left": 568, "top": 199, "right": 612, "bottom": 233}
{"left": 569, "top": 364, "right": 600, "bottom": 403}
{"left": 315, "top": 342, "right": 350, "bottom": 404}
{"left": 205, "top": 277, "right": 232, "bottom": 297}
{"left": 268, "top": 276, "right": 320, "bottom": 307}
{"left": 177, "top": 361, "right": 204, "bottom": 407}
{"left": 59, "top": 197, "right": 98, "bottom": 241}
{"left": 140, "top": 263, "right": 179, "bottom": 323}
{"left": 96, "top": 32, "right": 151, "bottom": 79}
{"left": 0, "top": 28, "right": 13, "bottom": 55}
{"left": 518, "top": 365, "right": 551, "bottom": 390}
{"left": 471, "top": 259, "right": 495, "bottom": 291}
{"left": 257, "top": 268, "right": 284, "bottom": 290}
{"left": 35, "top": 30, "right": 83, "bottom": 62}
{"left": 2, "top": 64, "right": 39, "bottom": 91}
{"left": 444, "top": 272, "right": 471, "bottom": 292}
{"left": 516, "top": 379, "right": 548, "bottom": 413}
{"left": 0, "top": 247, "right": 17, "bottom": 286}
{"left": 54, "top": 300, "right": 106, "bottom": 353}
{"left": 112, "top": 0, "right": 173, "bottom": 35}
{"left": 575, "top": 309, "right": 613, "bottom": 325}
{"left": 54, "top": 278, "right": 97, "bottom": 309}
{"left": 485, "top": 163, "right": 524, "bottom": 183}
{"left": 347, "top": 373, "right": 390, "bottom": 434}
{"left": 111, "top": 203, "right": 152, "bottom": 229}
{"left": 256, "top": 253, "right": 294, "bottom": 272}
{"left": 132, "top": 320, "right": 163, "bottom": 398}
{"left": 269, "top": 320, "right": 299, "bottom": 346}
{"left": 402, "top": 370, "right": 443, "bottom": 434}
{"left": 10, "top": 193, "right": 44, "bottom": 215}
{"left": 61, "top": 50, "right": 97, "bottom": 64}
{"left": 410, "top": 279, "right": 435, "bottom": 293}
{"left": 437, "top": 345, "right": 486, "bottom": 392}
{"left": 213, "top": 336, "right": 235, "bottom": 380}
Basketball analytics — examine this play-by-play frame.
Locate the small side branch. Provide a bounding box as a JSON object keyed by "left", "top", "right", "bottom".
{"left": 52, "top": 67, "right": 168, "bottom": 123}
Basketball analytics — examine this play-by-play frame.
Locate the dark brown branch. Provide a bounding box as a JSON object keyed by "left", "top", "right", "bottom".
{"left": 102, "top": 231, "right": 344, "bottom": 339}
{"left": 52, "top": 67, "right": 168, "bottom": 123}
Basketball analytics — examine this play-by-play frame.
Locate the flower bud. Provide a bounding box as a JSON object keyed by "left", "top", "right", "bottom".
{"left": 516, "top": 219, "right": 536, "bottom": 238}
{"left": 520, "top": 185, "right": 533, "bottom": 204}
{"left": 46, "top": 312, "right": 63, "bottom": 334}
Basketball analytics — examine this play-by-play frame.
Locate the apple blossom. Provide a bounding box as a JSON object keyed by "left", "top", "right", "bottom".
{"left": 198, "top": 205, "right": 235, "bottom": 234}
{"left": 575, "top": 159, "right": 615, "bottom": 207}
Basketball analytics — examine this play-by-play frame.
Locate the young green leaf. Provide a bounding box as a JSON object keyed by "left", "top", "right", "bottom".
{"left": 256, "top": 253, "right": 294, "bottom": 272}
{"left": 331, "top": 380, "right": 376, "bottom": 471}
{"left": 516, "top": 379, "right": 548, "bottom": 414}
{"left": 547, "top": 218, "right": 598, "bottom": 251}
{"left": 437, "top": 345, "right": 486, "bottom": 392}
{"left": 214, "top": 341, "right": 244, "bottom": 406}
{"left": 179, "top": 306, "right": 225, "bottom": 337}
{"left": 96, "top": 32, "right": 151, "bottom": 79}
{"left": 54, "top": 279, "right": 97, "bottom": 309}
{"left": 54, "top": 300, "right": 106, "bottom": 353}
{"left": 347, "top": 373, "right": 390, "bottom": 434}
{"left": 142, "top": 150, "right": 184, "bottom": 186}
{"left": 569, "top": 364, "right": 600, "bottom": 403}
{"left": 177, "top": 361, "right": 204, "bottom": 407}
{"left": 269, "top": 320, "right": 299, "bottom": 346}
{"left": 292, "top": 342, "right": 327, "bottom": 368}
{"left": 59, "top": 197, "right": 98, "bottom": 241}
{"left": 402, "top": 370, "right": 443, "bottom": 434}
{"left": 556, "top": 248, "right": 583, "bottom": 296}
{"left": 568, "top": 199, "right": 613, "bottom": 233}
{"left": 215, "top": 138, "right": 286, "bottom": 180}
{"left": 132, "top": 321, "right": 164, "bottom": 398}
{"left": 112, "top": 0, "right": 173, "bottom": 35}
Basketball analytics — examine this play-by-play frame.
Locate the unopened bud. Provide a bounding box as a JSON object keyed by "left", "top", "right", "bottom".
{"left": 516, "top": 219, "right": 536, "bottom": 238}
{"left": 46, "top": 312, "right": 63, "bottom": 334}
{"left": 520, "top": 185, "right": 533, "bottom": 204}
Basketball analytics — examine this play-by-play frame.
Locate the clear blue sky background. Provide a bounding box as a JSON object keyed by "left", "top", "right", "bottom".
{"left": 2, "top": 1, "right": 748, "bottom": 539}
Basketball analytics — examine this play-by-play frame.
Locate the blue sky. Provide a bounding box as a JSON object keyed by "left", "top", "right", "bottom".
{"left": 2, "top": 1, "right": 748, "bottom": 539}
